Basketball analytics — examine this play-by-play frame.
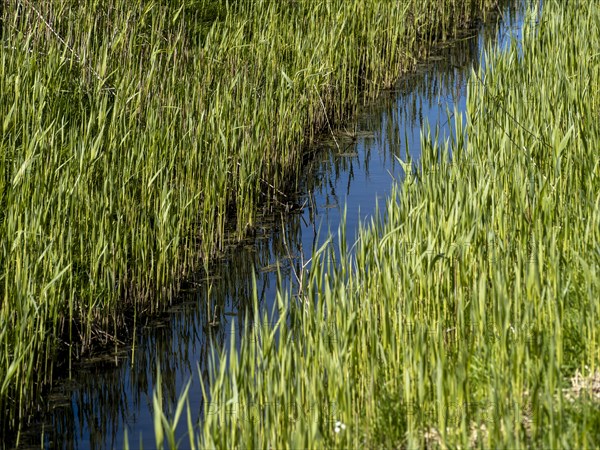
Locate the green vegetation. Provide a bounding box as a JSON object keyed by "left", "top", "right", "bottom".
{"left": 154, "top": 1, "right": 599, "bottom": 448}
{"left": 0, "top": 0, "right": 493, "bottom": 439}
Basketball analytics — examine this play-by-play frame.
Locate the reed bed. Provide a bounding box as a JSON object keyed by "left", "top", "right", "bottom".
{"left": 0, "top": 0, "right": 494, "bottom": 439}
{"left": 157, "top": 1, "right": 599, "bottom": 448}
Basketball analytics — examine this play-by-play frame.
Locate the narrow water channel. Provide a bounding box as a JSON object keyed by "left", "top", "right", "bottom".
{"left": 19, "top": 2, "right": 532, "bottom": 448}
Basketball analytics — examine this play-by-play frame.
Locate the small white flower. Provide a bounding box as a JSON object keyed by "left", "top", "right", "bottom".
{"left": 334, "top": 420, "right": 346, "bottom": 433}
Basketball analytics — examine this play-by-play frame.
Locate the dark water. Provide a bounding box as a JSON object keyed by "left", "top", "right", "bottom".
{"left": 18, "top": 2, "right": 534, "bottom": 449}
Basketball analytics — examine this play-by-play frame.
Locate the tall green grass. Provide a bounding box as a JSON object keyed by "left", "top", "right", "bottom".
{"left": 162, "top": 1, "right": 598, "bottom": 448}
{"left": 0, "top": 0, "right": 493, "bottom": 439}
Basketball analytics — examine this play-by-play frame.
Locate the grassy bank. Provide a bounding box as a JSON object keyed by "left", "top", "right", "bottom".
{"left": 0, "top": 0, "right": 495, "bottom": 439}
{"left": 157, "top": 1, "right": 599, "bottom": 448}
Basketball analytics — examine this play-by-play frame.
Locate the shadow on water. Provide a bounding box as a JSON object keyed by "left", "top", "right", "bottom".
{"left": 17, "top": 1, "right": 534, "bottom": 448}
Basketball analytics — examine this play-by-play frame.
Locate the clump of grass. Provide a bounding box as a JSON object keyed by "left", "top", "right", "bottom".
{"left": 0, "top": 0, "right": 494, "bottom": 440}
{"left": 156, "top": 1, "right": 598, "bottom": 448}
